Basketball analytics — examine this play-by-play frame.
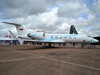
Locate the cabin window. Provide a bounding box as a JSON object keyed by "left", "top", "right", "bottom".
{"left": 51, "top": 36, "right": 53, "bottom": 38}
{"left": 69, "top": 37, "right": 71, "bottom": 39}
{"left": 64, "top": 37, "right": 67, "bottom": 39}
{"left": 60, "top": 37, "right": 62, "bottom": 39}
{"left": 74, "top": 37, "right": 76, "bottom": 39}
{"left": 60, "top": 35, "right": 62, "bottom": 39}
{"left": 55, "top": 36, "right": 58, "bottom": 39}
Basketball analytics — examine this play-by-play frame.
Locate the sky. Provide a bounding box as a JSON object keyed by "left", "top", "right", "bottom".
{"left": 0, "top": 0, "right": 100, "bottom": 37}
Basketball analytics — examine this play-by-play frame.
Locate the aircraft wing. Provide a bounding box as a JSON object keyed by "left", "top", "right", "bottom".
{"left": 0, "top": 37, "right": 13, "bottom": 40}
{"left": 23, "top": 39, "right": 65, "bottom": 43}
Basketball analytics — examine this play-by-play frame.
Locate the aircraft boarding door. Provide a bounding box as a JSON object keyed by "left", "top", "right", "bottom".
{"left": 43, "top": 33, "right": 45, "bottom": 37}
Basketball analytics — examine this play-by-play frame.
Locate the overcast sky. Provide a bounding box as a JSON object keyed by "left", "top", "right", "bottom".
{"left": 0, "top": 0, "right": 100, "bottom": 37}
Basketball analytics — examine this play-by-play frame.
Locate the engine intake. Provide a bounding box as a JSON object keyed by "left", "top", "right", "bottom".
{"left": 27, "top": 32, "right": 45, "bottom": 39}
{"left": 27, "top": 33, "right": 31, "bottom": 37}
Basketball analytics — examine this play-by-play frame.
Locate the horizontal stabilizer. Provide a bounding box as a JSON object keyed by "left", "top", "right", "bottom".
{"left": 3, "top": 22, "right": 28, "bottom": 36}
{"left": 3, "top": 22, "right": 21, "bottom": 26}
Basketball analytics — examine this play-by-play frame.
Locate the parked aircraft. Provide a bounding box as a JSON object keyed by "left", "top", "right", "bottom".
{"left": 0, "top": 34, "right": 18, "bottom": 41}
{"left": 0, "top": 32, "right": 18, "bottom": 45}
{"left": 3, "top": 22, "right": 99, "bottom": 48}
{"left": 0, "top": 37, "right": 13, "bottom": 41}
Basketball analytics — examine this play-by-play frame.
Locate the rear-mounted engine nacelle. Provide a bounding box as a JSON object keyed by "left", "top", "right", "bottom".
{"left": 27, "top": 32, "right": 45, "bottom": 39}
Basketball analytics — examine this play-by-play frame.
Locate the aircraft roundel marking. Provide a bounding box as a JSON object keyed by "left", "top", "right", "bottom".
{"left": 83, "top": 40, "right": 85, "bottom": 42}
{"left": 19, "top": 28, "right": 24, "bottom": 31}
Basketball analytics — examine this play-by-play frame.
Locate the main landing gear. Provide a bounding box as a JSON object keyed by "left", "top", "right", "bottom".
{"left": 43, "top": 43, "right": 52, "bottom": 48}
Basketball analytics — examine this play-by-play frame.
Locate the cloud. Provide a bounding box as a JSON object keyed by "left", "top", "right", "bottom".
{"left": 57, "top": 1, "right": 89, "bottom": 18}
{"left": 90, "top": 0, "right": 100, "bottom": 15}
{"left": 0, "top": 0, "right": 100, "bottom": 37}
{"left": 10, "top": 7, "right": 59, "bottom": 32}
{"left": 0, "top": 0, "right": 51, "bottom": 19}
{"left": 0, "top": 22, "right": 17, "bottom": 36}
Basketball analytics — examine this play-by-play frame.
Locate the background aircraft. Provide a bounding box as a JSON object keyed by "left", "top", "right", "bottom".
{"left": 3, "top": 22, "right": 99, "bottom": 48}
{"left": 0, "top": 32, "right": 18, "bottom": 45}
{"left": 70, "top": 25, "right": 78, "bottom": 34}
{"left": 0, "top": 33, "right": 18, "bottom": 42}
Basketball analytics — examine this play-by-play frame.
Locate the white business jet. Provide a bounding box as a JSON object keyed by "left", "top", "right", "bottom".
{"left": 3, "top": 22, "right": 99, "bottom": 48}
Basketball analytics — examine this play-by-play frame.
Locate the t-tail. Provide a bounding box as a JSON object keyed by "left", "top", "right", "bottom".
{"left": 70, "top": 25, "right": 78, "bottom": 34}
{"left": 3, "top": 22, "right": 28, "bottom": 36}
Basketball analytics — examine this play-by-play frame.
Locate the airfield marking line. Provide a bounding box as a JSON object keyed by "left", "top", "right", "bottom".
{"left": 0, "top": 51, "right": 16, "bottom": 53}
{"left": 0, "top": 57, "right": 41, "bottom": 62}
{"left": 0, "top": 52, "right": 10, "bottom": 53}
{"left": 2, "top": 47, "right": 100, "bottom": 71}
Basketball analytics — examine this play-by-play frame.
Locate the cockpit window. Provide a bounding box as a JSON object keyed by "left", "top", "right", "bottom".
{"left": 87, "top": 35, "right": 91, "bottom": 37}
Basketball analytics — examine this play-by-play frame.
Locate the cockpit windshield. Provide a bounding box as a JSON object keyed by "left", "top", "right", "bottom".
{"left": 87, "top": 35, "right": 92, "bottom": 38}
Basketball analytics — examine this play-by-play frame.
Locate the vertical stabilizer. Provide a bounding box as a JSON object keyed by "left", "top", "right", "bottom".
{"left": 3, "top": 22, "right": 28, "bottom": 36}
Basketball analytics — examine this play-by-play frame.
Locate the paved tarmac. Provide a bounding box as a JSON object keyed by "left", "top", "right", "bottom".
{"left": 0, "top": 44, "right": 100, "bottom": 75}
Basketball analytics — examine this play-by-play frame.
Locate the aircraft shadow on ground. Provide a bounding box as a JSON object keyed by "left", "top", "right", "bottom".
{"left": 18, "top": 46, "right": 63, "bottom": 50}
{"left": 18, "top": 45, "right": 100, "bottom": 50}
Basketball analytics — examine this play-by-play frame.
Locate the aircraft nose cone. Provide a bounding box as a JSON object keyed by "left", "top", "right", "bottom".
{"left": 93, "top": 39, "right": 99, "bottom": 43}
